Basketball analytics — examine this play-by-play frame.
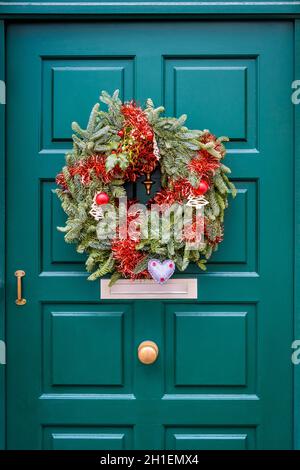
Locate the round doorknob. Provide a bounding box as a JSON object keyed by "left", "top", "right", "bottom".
{"left": 138, "top": 341, "right": 159, "bottom": 365}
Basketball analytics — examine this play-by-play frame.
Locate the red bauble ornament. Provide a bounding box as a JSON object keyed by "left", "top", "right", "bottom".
{"left": 195, "top": 180, "right": 210, "bottom": 195}
{"left": 146, "top": 131, "right": 153, "bottom": 141}
{"left": 95, "top": 192, "right": 110, "bottom": 205}
{"left": 118, "top": 129, "right": 124, "bottom": 137}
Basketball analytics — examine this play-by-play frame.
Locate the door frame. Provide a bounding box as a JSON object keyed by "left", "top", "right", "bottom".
{"left": 0, "top": 18, "right": 5, "bottom": 452}
{"left": 0, "top": 8, "right": 300, "bottom": 450}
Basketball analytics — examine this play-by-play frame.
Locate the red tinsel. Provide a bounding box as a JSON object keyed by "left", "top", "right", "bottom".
{"left": 111, "top": 237, "right": 150, "bottom": 279}
{"left": 56, "top": 154, "right": 115, "bottom": 190}
{"left": 188, "top": 132, "right": 222, "bottom": 189}
{"left": 200, "top": 131, "right": 226, "bottom": 157}
{"left": 182, "top": 214, "right": 205, "bottom": 243}
{"left": 189, "top": 150, "right": 220, "bottom": 181}
{"left": 150, "top": 178, "right": 193, "bottom": 206}
{"left": 121, "top": 101, "right": 150, "bottom": 130}
{"left": 204, "top": 218, "right": 224, "bottom": 246}
{"left": 118, "top": 102, "right": 158, "bottom": 181}
{"left": 201, "top": 131, "right": 216, "bottom": 144}
{"left": 111, "top": 208, "right": 150, "bottom": 279}
{"left": 55, "top": 172, "right": 69, "bottom": 190}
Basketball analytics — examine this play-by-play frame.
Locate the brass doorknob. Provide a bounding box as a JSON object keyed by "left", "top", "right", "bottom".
{"left": 138, "top": 341, "right": 159, "bottom": 365}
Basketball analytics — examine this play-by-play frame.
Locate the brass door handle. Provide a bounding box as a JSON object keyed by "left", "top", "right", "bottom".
{"left": 15, "top": 270, "right": 26, "bottom": 306}
{"left": 138, "top": 340, "right": 159, "bottom": 365}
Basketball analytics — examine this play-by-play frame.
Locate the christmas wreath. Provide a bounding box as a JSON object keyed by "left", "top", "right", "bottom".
{"left": 55, "top": 90, "right": 236, "bottom": 285}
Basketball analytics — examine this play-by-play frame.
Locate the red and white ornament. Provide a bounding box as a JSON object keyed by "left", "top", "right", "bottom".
{"left": 89, "top": 192, "right": 110, "bottom": 221}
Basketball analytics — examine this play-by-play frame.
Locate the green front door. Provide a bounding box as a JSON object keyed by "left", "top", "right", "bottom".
{"left": 6, "top": 21, "right": 294, "bottom": 449}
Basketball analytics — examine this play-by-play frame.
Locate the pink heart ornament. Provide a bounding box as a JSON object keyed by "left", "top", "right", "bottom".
{"left": 148, "top": 259, "right": 175, "bottom": 285}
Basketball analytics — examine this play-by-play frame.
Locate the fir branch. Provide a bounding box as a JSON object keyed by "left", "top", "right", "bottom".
{"left": 133, "top": 256, "right": 151, "bottom": 274}
{"left": 109, "top": 271, "right": 122, "bottom": 287}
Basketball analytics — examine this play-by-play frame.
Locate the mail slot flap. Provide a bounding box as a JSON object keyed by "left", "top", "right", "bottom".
{"left": 100, "top": 279, "right": 198, "bottom": 299}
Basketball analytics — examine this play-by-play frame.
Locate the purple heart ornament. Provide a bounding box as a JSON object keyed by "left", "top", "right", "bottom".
{"left": 148, "top": 259, "right": 175, "bottom": 284}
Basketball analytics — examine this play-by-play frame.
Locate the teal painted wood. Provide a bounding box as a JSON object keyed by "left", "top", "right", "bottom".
{"left": 294, "top": 19, "right": 300, "bottom": 450}
{"left": 0, "top": 20, "right": 5, "bottom": 451}
{"left": 0, "top": 19, "right": 5, "bottom": 451}
{"left": 0, "top": 1, "right": 300, "bottom": 16}
{"left": 5, "top": 21, "right": 295, "bottom": 449}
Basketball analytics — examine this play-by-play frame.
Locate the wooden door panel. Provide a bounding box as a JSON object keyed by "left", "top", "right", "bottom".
{"left": 165, "top": 427, "right": 256, "bottom": 450}
{"left": 43, "top": 427, "right": 133, "bottom": 450}
{"left": 164, "top": 303, "right": 256, "bottom": 392}
{"left": 164, "top": 57, "right": 257, "bottom": 151}
{"left": 6, "top": 21, "right": 294, "bottom": 449}
{"left": 42, "top": 304, "right": 133, "bottom": 393}
{"left": 41, "top": 57, "right": 135, "bottom": 153}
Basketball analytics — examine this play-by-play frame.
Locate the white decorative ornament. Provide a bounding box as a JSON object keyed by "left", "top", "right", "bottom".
{"left": 148, "top": 259, "right": 175, "bottom": 284}
{"left": 153, "top": 136, "right": 160, "bottom": 160}
{"left": 89, "top": 193, "right": 104, "bottom": 221}
{"left": 186, "top": 195, "right": 209, "bottom": 209}
{"left": 89, "top": 203, "right": 103, "bottom": 221}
